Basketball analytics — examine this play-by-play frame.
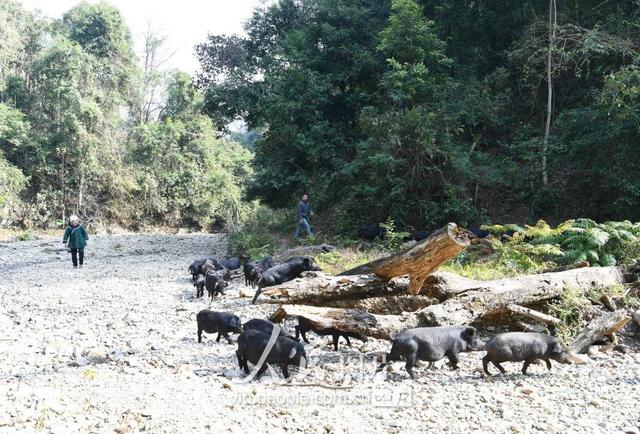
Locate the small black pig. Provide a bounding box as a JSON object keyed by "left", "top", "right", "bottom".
{"left": 236, "top": 329, "right": 307, "bottom": 379}
{"left": 189, "top": 259, "right": 206, "bottom": 281}
{"left": 251, "top": 256, "right": 321, "bottom": 304}
{"left": 193, "top": 275, "right": 205, "bottom": 298}
{"left": 205, "top": 271, "right": 228, "bottom": 300}
{"left": 378, "top": 326, "right": 485, "bottom": 379}
{"left": 482, "top": 332, "right": 571, "bottom": 375}
{"left": 196, "top": 310, "right": 242, "bottom": 344}
{"left": 243, "top": 262, "right": 262, "bottom": 287}
{"left": 295, "top": 317, "right": 367, "bottom": 351}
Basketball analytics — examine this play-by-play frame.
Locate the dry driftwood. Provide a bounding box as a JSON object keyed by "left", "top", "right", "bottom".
{"left": 338, "top": 223, "right": 471, "bottom": 294}
{"left": 569, "top": 309, "right": 631, "bottom": 353}
{"left": 270, "top": 305, "right": 420, "bottom": 340}
{"left": 258, "top": 271, "right": 476, "bottom": 305}
{"left": 506, "top": 304, "right": 561, "bottom": 325}
{"left": 415, "top": 266, "right": 626, "bottom": 326}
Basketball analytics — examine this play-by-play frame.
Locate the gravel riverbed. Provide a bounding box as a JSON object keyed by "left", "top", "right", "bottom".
{"left": 0, "top": 234, "right": 639, "bottom": 433}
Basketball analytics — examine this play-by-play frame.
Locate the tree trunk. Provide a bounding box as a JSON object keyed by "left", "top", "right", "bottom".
{"left": 270, "top": 305, "right": 420, "bottom": 340}
{"left": 542, "top": 0, "right": 557, "bottom": 187}
{"left": 341, "top": 222, "right": 472, "bottom": 294}
{"left": 416, "top": 266, "right": 626, "bottom": 326}
{"left": 569, "top": 309, "right": 631, "bottom": 354}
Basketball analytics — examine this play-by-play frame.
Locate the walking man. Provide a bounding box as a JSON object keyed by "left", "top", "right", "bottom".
{"left": 294, "top": 194, "right": 313, "bottom": 239}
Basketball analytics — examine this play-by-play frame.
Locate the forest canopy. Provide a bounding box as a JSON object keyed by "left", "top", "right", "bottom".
{"left": 0, "top": 0, "right": 252, "bottom": 229}
{"left": 196, "top": 0, "right": 640, "bottom": 231}
{"left": 1, "top": 0, "right": 639, "bottom": 234}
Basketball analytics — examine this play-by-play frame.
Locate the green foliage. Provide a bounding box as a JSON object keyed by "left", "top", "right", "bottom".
{"left": 548, "top": 287, "right": 593, "bottom": 344}
{"left": 316, "top": 248, "right": 386, "bottom": 275}
{"left": 227, "top": 205, "right": 292, "bottom": 257}
{"left": 196, "top": 0, "right": 640, "bottom": 230}
{"left": 0, "top": 1, "right": 254, "bottom": 230}
{"left": 378, "top": 217, "right": 410, "bottom": 250}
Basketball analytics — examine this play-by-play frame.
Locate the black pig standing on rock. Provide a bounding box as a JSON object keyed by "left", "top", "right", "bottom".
{"left": 196, "top": 310, "right": 242, "bottom": 344}
{"left": 482, "top": 332, "right": 571, "bottom": 375}
{"left": 236, "top": 329, "right": 307, "bottom": 379}
{"left": 378, "top": 326, "right": 485, "bottom": 379}
{"left": 295, "top": 316, "right": 368, "bottom": 351}
{"left": 251, "top": 256, "right": 321, "bottom": 304}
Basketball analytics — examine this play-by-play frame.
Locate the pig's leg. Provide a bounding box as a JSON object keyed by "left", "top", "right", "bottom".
{"left": 493, "top": 361, "right": 506, "bottom": 374}
{"left": 295, "top": 326, "right": 300, "bottom": 340}
{"left": 197, "top": 326, "right": 203, "bottom": 343}
{"left": 216, "top": 332, "right": 222, "bottom": 343}
{"left": 332, "top": 334, "right": 340, "bottom": 351}
{"left": 344, "top": 335, "right": 352, "bottom": 348}
{"left": 522, "top": 360, "right": 532, "bottom": 375}
{"left": 281, "top": 364, "right": 290, "bottom": 379}
{"left": 482, "top": 355, "right": 491, "bottom": 375}
{"left": 256, "top": 363, "right": 269, "bottom": 378}
{"left": 544, "top": 358, "right": 552, "bottom": 370}
{"left": 223, "top": 332, "right": 233, "bottom": 344}
{"left": 405, "top": 352, "right": 417, "bottom": 379}
{"left": 301, "top": 331, "right": 309, "bottom": 344}
{"left": 446, "top": 351, "right": 459, "bottom": 370}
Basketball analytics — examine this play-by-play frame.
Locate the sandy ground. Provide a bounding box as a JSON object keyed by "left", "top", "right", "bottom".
{"left": 0, "top": 234, "right": 639, "bottom": 434}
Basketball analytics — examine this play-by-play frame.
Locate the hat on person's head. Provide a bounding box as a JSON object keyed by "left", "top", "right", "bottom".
{"left": 69, "top": 215, "right": 79, "bottom": 223}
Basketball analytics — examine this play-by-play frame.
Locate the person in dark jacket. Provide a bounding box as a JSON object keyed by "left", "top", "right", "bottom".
{"left": 63, "top": 215, "right": 89, "bottom": 268}
{"left": 294, "top": 194, "right": 313, "bottom": 239}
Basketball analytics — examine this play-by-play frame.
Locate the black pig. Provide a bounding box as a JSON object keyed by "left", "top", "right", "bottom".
{"left": 295, "top": 317, "right": 367, "bottom": 351}
{"left": 205, "top": 271, "right": 228, "bottom": 300}
{"left": 378, "top": 326, "right": 485, "bottom": 379}
{"left": 482, "top": 332, "right": 571, "bottom": 375}
{"left": 251, "top": 256, "right": 321, "bottom": 304}
{"left": 236, "top": 329, "right": 307, "bottom": 379}
{"left": 193, "top": 275, "right": 205, "bottom": 298}
{"left": 196, "top": 310, "right": 242, "bottom": 344}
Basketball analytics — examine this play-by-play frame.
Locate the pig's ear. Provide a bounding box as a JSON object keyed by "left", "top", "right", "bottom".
{"left": 461, "top": 327, "right": 476, "bottom": 339}
{"left": 289, "top": 348, "right": 297, "bottom": 359}
{"left": 303, "top": 257, "right": 310, "bottom": 264}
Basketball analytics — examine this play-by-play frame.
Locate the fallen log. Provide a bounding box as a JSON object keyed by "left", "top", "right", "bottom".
{"left": 569, "top": 309, "right": 631, "bottom": 354}
{"left": 257, "top": 271, "right": 476, "bottom": 305}
{"left": 506, "top": 304, "right": 561, "bottom": 325}
{"left": 270, "top": 305, "right": 420, "bottom": 340}
{"left": 416, "top": 266, "right": 626, "bottom": 326}
{"left": 338, "top": 223, "right": 471, "bottom": 294}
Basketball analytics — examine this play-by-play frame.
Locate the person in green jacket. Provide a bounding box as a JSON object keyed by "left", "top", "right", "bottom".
{"left": 63, "top": 215, "right": 89, "bottom": 268}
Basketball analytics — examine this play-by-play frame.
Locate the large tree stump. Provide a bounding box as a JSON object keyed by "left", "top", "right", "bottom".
{"left": 270, "top": 305, "right": 420, "bottom": 340}
{"left": 569, "top": 309, "right": 631, "bottom": 353}
{"left": 338, "top": 223, "right": 471, "bottom": 294}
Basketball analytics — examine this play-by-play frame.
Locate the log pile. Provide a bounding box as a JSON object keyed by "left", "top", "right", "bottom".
{"left": 260, "top": 223, "right": 638, "bottom": 353}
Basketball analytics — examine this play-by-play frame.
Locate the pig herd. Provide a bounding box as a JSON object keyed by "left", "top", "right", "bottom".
{"left": 188, "top": 255, "right": 572, "bottom": 381}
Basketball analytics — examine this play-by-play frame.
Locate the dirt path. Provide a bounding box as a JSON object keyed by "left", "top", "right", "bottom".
{"left": 0, "top": 234, "right": 639, "bottom": 433}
